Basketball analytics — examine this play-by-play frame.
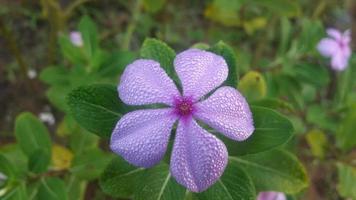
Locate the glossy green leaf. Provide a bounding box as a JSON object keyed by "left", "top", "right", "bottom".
{"left": 232, "top": 149, "right": 308, "bottom": 194}
{"left": 15, "top": 112, "right": 51, "bottom": 156}
{"left": 135, "top": 163, "right": 186, "bottom": 200}
{"left": 194, "top": 158, "right": 256, "bottom": 200}
{"left": 100, "top": 157, "right": 145, "bottom": 198}
{"left": 208, "top": 41, "right": 238, "bottom": 87}
{"left": 67, "top": 84, "right": 128, "bottom": 138}
{"left": 214, "top": 106, "right": 293, "bottom": 156}
{"left": 140, "top": 38, "right": 176, "bottom": 79}
{"left": 37, "top": 177, "right": 68, "bottom": 200}
{"left": 78, "top": 15, "right": 98, "bottom": 58}
{"left": 337, "top": 163, "right": 356, "bottom": 199}
{"left": 0, "top": 154, "right": 14, "bottom": 187}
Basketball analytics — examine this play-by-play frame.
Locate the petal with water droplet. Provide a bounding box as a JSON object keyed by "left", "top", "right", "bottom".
{"left": 194, "top": 86, "right": 254, "bottom": 141}
{"left": 170, "top": 119, "right": 228, "bottom": 192}
{"left": 118, "top": 59, "right": 180, "bottom": 106}
{"left": 174, "top": 49, "right": 228, "bottom": 101}
{"left": 110, "top": 108, "right": 176, "bottom": 168}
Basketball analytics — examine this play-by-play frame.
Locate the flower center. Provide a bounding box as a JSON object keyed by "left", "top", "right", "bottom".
{"left": 174, "top": 96, "right": 195, "bottom": 117}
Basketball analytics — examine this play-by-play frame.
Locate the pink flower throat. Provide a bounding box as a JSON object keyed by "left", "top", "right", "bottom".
{"left": 174, "top": 96, "right": 195, "bottom": 117}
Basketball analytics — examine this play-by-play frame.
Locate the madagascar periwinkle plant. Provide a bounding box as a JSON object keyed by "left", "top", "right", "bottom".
{"left": 1, "top": 1, "right": 356, "bottom": 200}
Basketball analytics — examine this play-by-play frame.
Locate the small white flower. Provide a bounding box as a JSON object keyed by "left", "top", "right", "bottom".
{"left": 0, "top": 172, "right": 7, "bottom": 186}
{"left": 39, "top": 112, "right": 55, "bottom": 125}
{"left": 70, "top": 31, "right": 83, "bottom": 47}
{"left": 27, "top": 69, "right": 37, "bottom": 79}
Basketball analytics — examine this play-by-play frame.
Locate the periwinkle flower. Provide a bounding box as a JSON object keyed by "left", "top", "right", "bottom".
{"left": 70, "top": 31, "right": 83, "bottom": 47}
{"left": 257, "top": 191, "right": 286, "bottom": 200}
{"left": 110, "top": 49, "right": 254, "bottom": 192}
{"left": 317, "top": 28, "right": 351, "bottom": 71}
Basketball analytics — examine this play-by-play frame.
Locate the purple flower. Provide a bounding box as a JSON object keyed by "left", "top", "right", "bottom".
{"left": 257, "top": 191, "right": 286, "bottom": 200}
{"left": 70, "top": 31, "right": 83, "bottom": 47}
{"left": 317, "top": 28, "right": 351, "bottom": 71}
{"left": 110, "top": 49, "right": 254, "bottom": 192}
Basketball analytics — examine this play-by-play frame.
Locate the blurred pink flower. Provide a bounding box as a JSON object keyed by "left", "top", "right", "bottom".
{"left": 317, "top": 28, "right": 351, "bottom": 71}
{"left": 70, "top": 31, "right": 83, "bottom": 47}
{"left": 257, "top": 191, "right": 286, "bottom": 200}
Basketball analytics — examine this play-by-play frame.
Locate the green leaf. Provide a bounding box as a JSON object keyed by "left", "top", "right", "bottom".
{"left": 337, "top": 163, "right": 356, "bottom": 199}
{"left": 46, "top": 86, "right": 71, "bottom": 112}
{"left": 78, "top": 15, "right": 98, "bottom": 58}
{"left": 40, "top": 66, "right": 70, "bottom": 86}
{"left": 70, "top": 149, "right": 113, "bottom": 180}
{"left": 238, "top": 71, "right": 267, "bottom": 101}
{"left": 100, "top": 157, "right": 145, "bottom": 198}
{"left": 58, "top": 35, "right": 86, "bottom": 65}
{"left": 14, "top": 112, "right": 52, "bottom": 159}
{"left": 0, "top": 144, "right": 28, "bottom": 178}
{"left": 143, "top": 0, "right": 166, "bottom": 13}
{"left": 15, "top": 113, "right": 52, "bottom": 174}
{"left": 135, "top": 163, "right": 186, "bottom": 200}
{"left": 336, "top": 103, "right": 356, "bottom": 151}
{"left": 1, "top": 183, "right": 28, "bottom": 200}
{"left": 208, "top": 41, "right": 238, "bottom": 87}
{"left": 214, "top": 106, "right": 293, "bottom": 156}
{"left": 232, "top": 149, "right": 308, "bottom": 194}
{"left": 67, "top": 84, "right": 128, "bottom": 138}
{"left": 293, "top": 64, "right": 329, "bottom": 88}
{"left": 37, "top": 177, "right": 68, "bottom": 200}
{"left": 140, "top": 38, "right": 176, "bottom": 79}
{"left": 251, "top": 0, "right": 300, "bottom": 17}
{"left": 194, "top": 158, "right": 256, "bottom": 200}
{"left": 251, "top": 98, "right": 294, "bottom": 111}
{"left": 28, "top": 149, "right": 50, "bottom": 174}
{"left": 97, "top": 50, "right": 136, "bottom": 78}
{"left": 0, "top": 154, "right": 15, "bottom": 187}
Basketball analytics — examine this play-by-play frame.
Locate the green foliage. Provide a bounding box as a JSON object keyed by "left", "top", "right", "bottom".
{"left": 336, "top": 103, "right": 356, "bottom": 151}
{"left": 305, "top": 129, "right": 327, "bottom": 159}
{"left": 100, "top": 157, "right": 145, "bottom": 198}
{"left": 194, "top": 159, "right": 256, "bottom": 200}
{"left": 67, "top": 84, "right": 128, "bottom": 138}
{"left": 143, "top": 0, "right": 166, "bottom": 13}
{"left": 233, "top": 149, "right": 308, "bottom": 193}
{"left": 337, "top": 163, "right": 356, "bottom": 199}
{"left": 37, "top": 177, "right": 68, "bottom": 200}
{"left": 78, "top": 15, "right": 99, "bottom": 59}
{"left": 14, "top": 112, "right": 52, "bottom": 174}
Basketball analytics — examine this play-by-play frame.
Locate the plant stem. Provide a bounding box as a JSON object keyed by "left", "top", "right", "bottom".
{"left": 0, "top": 17, "right": 28, "bottom": 79}
{"left": 122, "top": 0, "right": 142, "bottom": 51}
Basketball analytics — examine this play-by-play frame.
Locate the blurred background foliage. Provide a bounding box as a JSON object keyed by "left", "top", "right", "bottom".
{"left": 0, "top": 0, "right": 355, "bottom": 199}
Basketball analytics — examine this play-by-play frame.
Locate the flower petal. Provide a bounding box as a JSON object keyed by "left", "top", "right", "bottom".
{"left": 118, "top": 59, "right": 180, "bottom": 106}
{"left": 257, "top": 192, "right": 286, "bottom": 200}
{"left": 327, "top": 28, "right": 342, "bottom": 40}
{"left": 331, "top": 51, "right": 349, "bottom": 71}
{"left": 194, "top": 86, "right": 254, "bottom": 141}
{"left": 174, "top": 49, "right": 228, "bottom": 101}
{"left": 110, "top": 108, "right": 176, "bottom": 168}
{"left": 342, "top": 29, "right": 351, "bottom": 44}
{"left": 170, "top": 119, "right": 228, "bottom": 192}
{"left": 317, "top": 38, "right": 338, "bottom": 57}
